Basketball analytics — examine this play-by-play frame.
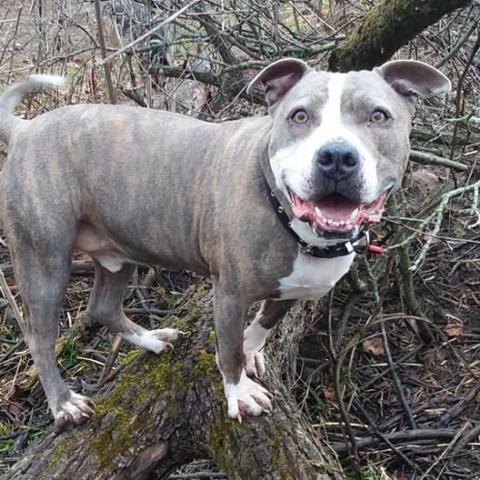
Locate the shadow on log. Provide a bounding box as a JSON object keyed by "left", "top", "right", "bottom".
{"left": 3, "top": 286, "right": 342, "bottom": 480}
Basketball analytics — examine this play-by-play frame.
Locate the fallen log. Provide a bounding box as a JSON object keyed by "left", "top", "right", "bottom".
{"left": 4, "top": 287, "right": 342, "bottom": 480}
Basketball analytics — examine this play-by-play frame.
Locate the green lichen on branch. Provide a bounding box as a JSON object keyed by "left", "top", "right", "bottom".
{"left": 208, "top": 420, "right": 242, "bottom": 479}
{"left": 89, "top": 291, "right": 220, "bottom": 471}
{"left": 46, "top": 439, "right": 70, "bottom": 471}
{"left": 120, "top": 348, "right": 143, "bottom": 366}
{"left": 328, "top": 0, "right": 472, "bottom": 71}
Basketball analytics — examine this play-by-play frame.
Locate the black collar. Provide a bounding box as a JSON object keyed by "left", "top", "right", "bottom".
{"left": 263, "top": 177, "right": 372, "bottom": 259}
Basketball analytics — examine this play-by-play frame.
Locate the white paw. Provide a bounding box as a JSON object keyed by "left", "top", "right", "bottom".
{"left": 223, "top": 370, "right": 272, "bottom": 421}
{"left": 151, "top": 328, "right": 182, "bottom": 343}
{"left": 121, "top": 328, "right": 182, "bottom": 354}
{"left": 54, "top": 391, "right": 94, "bottom": 427}
{"left": 243, "top": 322, "right": 268, "bottom": 378}
{"left": 245, "top": 350, "right": 266, "bottom": 378}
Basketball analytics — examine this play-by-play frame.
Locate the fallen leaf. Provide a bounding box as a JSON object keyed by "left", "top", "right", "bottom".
{"left": 322, "top": 385, "right": 336, "bottom": 402}
{"left": 362, "top": 337, "right": 385, "bottom": 356}
{"left": 445, "top": 316, "right": 463, "bottom": 338}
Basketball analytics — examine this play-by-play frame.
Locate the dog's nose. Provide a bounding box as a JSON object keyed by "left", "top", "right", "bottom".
{"left": 315, "top": 142, "right": 360, "bottom": 181}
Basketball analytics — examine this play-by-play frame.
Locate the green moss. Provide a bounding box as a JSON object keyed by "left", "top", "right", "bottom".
{"left": 47, "top": 439, "right": 70, "bottom": 470}
{"left": 121, "top": 348, "right": 143, "bottom": 366}
{"left": 208, "top": 330, "right": 217, "bottom": 344}
{"left": 209, "top": 420, "right": 239, "bottom": 479}
{"left": 0, "top": 439, "right": 14, "bottom": 453}
{"left": 346, "top": 465, "right": 383, "bottom": 480}
{"left": 170, "top": 315, "right": 189, "bottom": 332}
{"left": 91, "top": 350, "right": 193, "bottom": 470}
{"left": 90, "top": 290, "right": 216, "bottom": 470}
{"left": 0, "top": 421, "right": 15, "bottom": 454}
{"left": 195, "top": 350, "right": 216, "bottom": 376}
{"left": 0, "top": 421, "right": 13, "bottom": 436}
{"left": 269, "top": 430, "right": 295, "bottom": 479}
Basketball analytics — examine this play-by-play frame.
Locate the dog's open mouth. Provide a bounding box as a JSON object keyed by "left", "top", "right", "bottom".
{"left": 290, "top": 191, "right": 387, "bottom": 234}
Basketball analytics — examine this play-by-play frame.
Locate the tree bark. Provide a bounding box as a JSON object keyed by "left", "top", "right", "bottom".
{"left": 3, "top": 287, "right": 342, "bottom": 480}
{"left": 328, "top": 0, "right": 472, "bottom": 72}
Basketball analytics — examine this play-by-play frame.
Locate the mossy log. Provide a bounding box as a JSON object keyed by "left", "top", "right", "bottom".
{"left": 3, "top": 287, "right": 342, "bottom": 480}
{"left": 328, "top": 0, "right": 472, "bottom": 72}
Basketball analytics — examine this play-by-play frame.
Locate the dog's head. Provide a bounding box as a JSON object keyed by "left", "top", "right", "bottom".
{"left": 248, "top": 59, "right": 450, "bottom": 242}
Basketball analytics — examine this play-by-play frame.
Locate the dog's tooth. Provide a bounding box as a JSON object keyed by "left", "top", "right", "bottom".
{"left": 350, "top": 208, "right": 359, "bottom": 219}
{"left": 315, "top": 207, "right": 322, "bottom": 217}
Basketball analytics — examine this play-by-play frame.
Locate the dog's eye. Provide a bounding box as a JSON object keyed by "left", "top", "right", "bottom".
{"left": 370, "top": 109, "right": 390, "bottom": 124}
{"left": 291, "top": 109, "right": 309, "bottom": 124}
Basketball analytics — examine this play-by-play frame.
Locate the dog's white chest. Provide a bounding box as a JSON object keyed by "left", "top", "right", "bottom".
{"left": 278, "top": 251, "right": 354, "bottom": 300}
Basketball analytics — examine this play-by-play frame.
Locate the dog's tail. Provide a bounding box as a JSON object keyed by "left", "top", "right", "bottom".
{"left": 0, "top": 74, "right": 65, "bottom": 145}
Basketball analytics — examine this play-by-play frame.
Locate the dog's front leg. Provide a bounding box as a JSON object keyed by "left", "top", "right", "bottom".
{"left": 213, "top": 289, "right": 272, "bottom": 421}
{"left": 244, "top": 299, "right": 295, "bottom": 379}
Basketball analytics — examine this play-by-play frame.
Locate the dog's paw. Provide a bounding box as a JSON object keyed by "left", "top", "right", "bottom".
{"left": 122, "top": 328, "right": 183, "bottom": 354}
{"left": 151, "top": 327, "right": 182, "bottom": 343}
{"left": 224, "top": 371, "right": 272, "bottom": 421}
{"left": 244, "top": 350, "right": 266, "bottom": 378}
{"left": 54, "top": 391, "right": 94, "bottom": 428}
{"left": 243, "top": 322, "right": 268, "bottom": 378}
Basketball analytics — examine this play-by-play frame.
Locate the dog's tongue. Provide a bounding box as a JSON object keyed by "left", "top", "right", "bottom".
{"left": 290, "top": 191, "right": 386, "bottom": 233}
{"left": 315, "top": 195, "right": 358, "bottom": 221}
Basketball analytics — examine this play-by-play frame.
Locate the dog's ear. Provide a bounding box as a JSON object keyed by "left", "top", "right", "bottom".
{"left": 375, "top": 60, "right": 451, "bottom": 100}
{"left": 247, "top": 58, "right": 310, "bottom": 107}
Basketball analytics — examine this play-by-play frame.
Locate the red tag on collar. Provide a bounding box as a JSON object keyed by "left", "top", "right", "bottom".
{"left": 368, "top": 244, "right": 385, "bottom": 255}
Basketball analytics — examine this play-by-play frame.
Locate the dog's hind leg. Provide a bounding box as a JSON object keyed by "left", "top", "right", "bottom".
{"left": 9, "top": 231, "right": 93, "bottom": 427}
{"left": 86, "top": 262, "right": 180, "bottom": 353}
{"left": 243, "top": 299, "right": 294, "bottom": 378}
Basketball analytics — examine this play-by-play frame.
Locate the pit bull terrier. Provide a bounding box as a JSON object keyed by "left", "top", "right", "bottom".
{"left": 0, "top": 58, "right": 450, "bottom": 426}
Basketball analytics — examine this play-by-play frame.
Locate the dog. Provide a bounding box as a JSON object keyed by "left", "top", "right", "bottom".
{"left": 0, "top": 58, "right": 450, "bottom": 426}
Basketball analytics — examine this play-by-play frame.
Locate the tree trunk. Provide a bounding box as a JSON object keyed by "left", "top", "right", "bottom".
{"left": 3, "top": 287, "right": 342, "bottom": 480}
{"left": 328, "top": 0, "right": 472, "bottom": 72}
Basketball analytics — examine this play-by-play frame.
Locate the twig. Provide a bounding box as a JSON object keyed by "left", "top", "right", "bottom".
{"left": 450, "top": 422, "right": 480, "bottom": 457}
{"left": 97, "top": 334, "right": 123, "bottom": 387}
{"left": 386, "top": 179, "right": 480, "bottom": 270}
{"left": 333, "top": 349, "right": 361, "bottom": 475}
{"left": 353, "top": 399, "right": 419, "bottom": 471}
{"left": 450, "top": 29, "right": 480, "bottom": 160}
{"left": 410, "top": 179, "right": 480, "bottom": 271}
{"left": 0, "top": 267, "right": 24, "bottom": 330}
{"left": 94, "top": 0, "right": 116, "bottom": 103}
{"left": 410, "top": 149, "right": 468, "bottom": 172}
{"left": 332, "top": 429, "right": 457, "bottom": 454}
{"left": 100, "top": 0, "right": 200, "bottom": 66}
{"left": 436, "top": 15, "right": 478, "bottom": 67}
{"left": 437, "top": 384, "right": 480, "bottom": 427}
{"left": 381, "top": 321, "right": 417, "bottom": 429}
{"left": 419, "top": 422, "right": 469, "bottom": 480}
{"left": 169, "top": 474, "right": 226, "bottom": 479}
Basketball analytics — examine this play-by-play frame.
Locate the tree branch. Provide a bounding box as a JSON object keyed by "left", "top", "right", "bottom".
{"left": 328, "top": 0, "right": 473, "bottom": 71}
